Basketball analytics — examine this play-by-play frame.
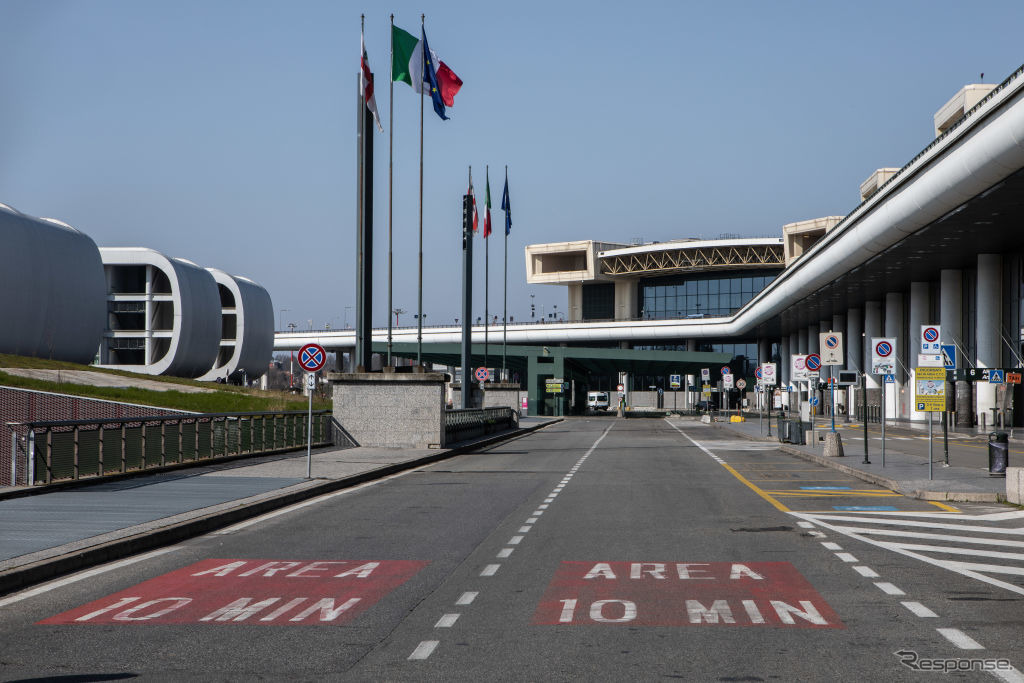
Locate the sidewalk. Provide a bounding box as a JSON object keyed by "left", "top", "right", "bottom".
{"left": 0, "top": 417, "right": 559, "bottom": 596}
{"left": 709, "top": 414, "right": 1012, "bottom": 503}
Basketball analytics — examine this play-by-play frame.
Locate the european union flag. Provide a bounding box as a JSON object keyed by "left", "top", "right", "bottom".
{"left": 421, "top": 28, "right": 448, "bottom": 121}
{"left": 501, "top": 174, "right": 511, "bottom": 235}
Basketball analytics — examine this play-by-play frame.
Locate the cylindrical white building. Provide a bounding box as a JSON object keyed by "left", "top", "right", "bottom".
{"left": 97, "top": 247, "right": 221, "bottom": 377}
{"left": 0, "top": 204, "right": 106, "bottom": 364}
{"left": 198, "top": 269, "right": 274, "bottom": 382}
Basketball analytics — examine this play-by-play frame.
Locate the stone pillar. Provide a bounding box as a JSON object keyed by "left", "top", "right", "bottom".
{"left": 780, "top": 334, "right": 790, "bottom": 408}
{"left": 885, "top": 292, "right": 905, "bottom": 420}
{"left": 940, "top": 269, "right": 970, "bottom": 427}
{"left": 976, "top": 254, "right": 1002, "bottom": 426}
{"left": 908, "top": 281, "right": 930, "bottom": 422}
{"left": 831, "top": 313, "right": 847, "bottom": 413}
{"left": 328, "top": 372, "right": 446, "bottom": 447}
{"left": 864, "top": 301, "right": 882, "bottom": 390}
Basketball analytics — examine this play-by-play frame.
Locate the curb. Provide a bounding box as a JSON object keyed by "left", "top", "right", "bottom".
{"left": 713, "top": 423, "right": 1004, "bottom": 504}
{"left": 0, "top": 418, "right": 561, "bottom": 597}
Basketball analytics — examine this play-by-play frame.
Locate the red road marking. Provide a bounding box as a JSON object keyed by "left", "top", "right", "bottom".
{"left": 533, "top": 561, "right": 842, "bottom": 628}
{"left": 40, "top": 559, "right": 427, "bottom": 626}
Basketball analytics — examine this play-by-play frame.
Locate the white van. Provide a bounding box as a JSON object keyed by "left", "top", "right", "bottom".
{"left": 586, "top": 391, "right": 610, "bottom": 413}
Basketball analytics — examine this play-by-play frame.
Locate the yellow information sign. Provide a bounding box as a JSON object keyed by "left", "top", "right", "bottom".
{"left": 545, "top": 379, "right": 564, "bottom": 394}
{"left": 915, "top": 367, "right": 946, "bottom": 412}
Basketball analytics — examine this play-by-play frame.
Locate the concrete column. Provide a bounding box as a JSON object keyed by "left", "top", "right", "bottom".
{"left": 757, "top": 338, "right": 770, "bottom": 412}
{"left": 940, "top": 269, "right": 969, "bottom": 426}
{"left": 567, "top": 283, "right": 583, "bottom": 322}
{"left": 797, "top": 328, "right": 809, "bottom": 355}
{"left": 908, "top": 281, "right": 930, "bottom": 422}
{"left": 846, "top": 308, "right": 863, "bottom": 373}
{"left": 885, "top": 292, "right": 906, "bottom": 419}
{"left": 940, "top": 270, "right": 964, "bottom": 353}
{"left": 864, "top": 301, "right": 882, "bottom": 390}
{"left": 757, "top": 338, "right": 770, "bottom": 366}
{"left": 780, "top": 334, "right": 790, "bottom": 408}
{"left": 976, "top": 254, "right": 1002, "bottom": 425}
{"left": 614, "top": 281, "right": 638, "bottom": 320}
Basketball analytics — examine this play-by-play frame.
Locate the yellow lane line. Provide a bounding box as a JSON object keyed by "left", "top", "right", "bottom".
{"left": 718, "top": 462, "right": 792, "bottom": 513}
{"left": 929, "top": 501, "right": 961, "bottom": 512}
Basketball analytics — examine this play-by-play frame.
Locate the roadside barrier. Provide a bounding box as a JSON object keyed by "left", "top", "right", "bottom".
{"left": 444, "top": 407, "right": 517, "bottom": 444}
{"left": 8, "top": 410, "right": 333, "bottom": 486}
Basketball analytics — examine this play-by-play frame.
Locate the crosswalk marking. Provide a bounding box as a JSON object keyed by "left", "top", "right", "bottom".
{"left": 792, "top": 509, "right": 1024, "bottom": 596}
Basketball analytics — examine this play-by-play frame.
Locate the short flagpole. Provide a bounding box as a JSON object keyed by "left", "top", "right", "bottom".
{"left": 387, "top": 13, "right": 395, "bottom": 368}
{"left": 417, "top": 13, "right": 425, "bottom": 367}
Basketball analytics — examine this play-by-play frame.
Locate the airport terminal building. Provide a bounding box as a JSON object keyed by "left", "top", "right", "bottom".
{"left": 520, "top": 72, "right": 1024, "bottom": 426}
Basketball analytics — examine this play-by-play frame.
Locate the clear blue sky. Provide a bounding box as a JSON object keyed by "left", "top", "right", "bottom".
{"left": 2, "top": 0, "right": 1022, "bottom": 331}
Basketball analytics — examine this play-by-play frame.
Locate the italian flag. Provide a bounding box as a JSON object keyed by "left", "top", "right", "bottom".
{"left": 391, "top": 25, "right": 463, "bottom": 106}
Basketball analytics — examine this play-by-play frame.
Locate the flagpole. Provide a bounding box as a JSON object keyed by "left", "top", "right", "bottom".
{"left": 502, "top": 166, "right": 508, "bottom": 382}
{"left": 387, "top": 13, "right": 394, "bottom": 368}
{"left": 484, "top": 165, "right": 489, "bottom": 375}
{"left": 417, "top": 13, "right": 425, "bottom": 367}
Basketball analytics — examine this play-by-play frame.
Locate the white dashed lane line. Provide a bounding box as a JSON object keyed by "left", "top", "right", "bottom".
{"left": 407, "top": 422, "right": 615, "bottom": 662}
{"left": 455, "top": 592, "right": 478, "bottom": 606}
{"left": 937, "top": 628, "right": 985, "bottom": 650}
{"left": 900, "top": 601, "right": 937, "bottom": 618}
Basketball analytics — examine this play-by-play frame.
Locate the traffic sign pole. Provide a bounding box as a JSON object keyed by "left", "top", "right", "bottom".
{"left": 307, "top": 382, "right": 314, "bottom": 478}
{"left": 881, "top": 380, "right": 886, "bottom": 467}
{"left": 297, "top": 343, "right": 327, "bottom": 479}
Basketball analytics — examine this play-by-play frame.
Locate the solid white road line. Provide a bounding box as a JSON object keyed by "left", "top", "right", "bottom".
{"left": 0, "top": 547, "right": 179, "bottom": 608}
{"left": 900, "top": 601, "right": 937, "bottom": 618}
{"left": 937, "top": 628, "right": 984, "bottom": 650}
{"left": 455, "top": 592, "right": 478, "bottom": 606}
{"left": 408, "top": 641, "right": 439, "bottom": 660}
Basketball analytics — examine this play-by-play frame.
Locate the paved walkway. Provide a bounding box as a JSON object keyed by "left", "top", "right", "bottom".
{"left": 0, "top": 417, "right": 558, "bottom": 595}
{"left": 707, "top": 413, "right": 1014, "bottom": 502}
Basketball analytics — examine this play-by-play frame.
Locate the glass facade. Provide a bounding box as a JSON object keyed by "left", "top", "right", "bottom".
{"left": 581, "top": 283, "right": 615, "bottom": 320}
{"left": 638, "top": 270, "right": 779, "bottom": 319}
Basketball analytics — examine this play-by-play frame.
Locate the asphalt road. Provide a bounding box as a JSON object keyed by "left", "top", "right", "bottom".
{"left": 1, "top": 418, "right": 1021, "bottom": 681}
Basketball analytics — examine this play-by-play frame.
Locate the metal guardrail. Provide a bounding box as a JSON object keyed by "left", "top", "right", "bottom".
{"left": 444, "top": 407, "right": 517, "bottom": 444}
{"left": 7, "top": 410, "right": 332, "bottom": 486}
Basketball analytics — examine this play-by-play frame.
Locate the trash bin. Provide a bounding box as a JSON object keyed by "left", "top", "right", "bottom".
{"left": 790, "top": 420, "right": 806, "bottom": 445}
{"left": 776, "top": 416, "right": 788, "bottom": 443}
{"left": 988, "top": 431, "right": 1009, "bottom": 477}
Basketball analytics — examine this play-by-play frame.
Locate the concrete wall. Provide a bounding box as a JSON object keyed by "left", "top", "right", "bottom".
{"left": 1007, "top": 467, "right": 1023, "bottom": 505}
{"left": 329, "top": 372, "right": 445, "bottom": 448}
{"left": 481, "top": 383, "right": 521, "bottom": 413}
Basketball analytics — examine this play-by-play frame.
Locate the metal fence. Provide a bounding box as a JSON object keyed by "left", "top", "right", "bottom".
{"left": 7, "top": 410, "right": 333, "bottom": 486}
{"left": 444, "top": 407, "right": 517, "bottom": 444}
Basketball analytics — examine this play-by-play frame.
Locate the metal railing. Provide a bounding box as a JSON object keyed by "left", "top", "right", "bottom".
{"left": 9, "top": 410, "right": 333, "bottom": 486}
{"left": 444, "top": 407, "right": 517, "bottom": 444}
